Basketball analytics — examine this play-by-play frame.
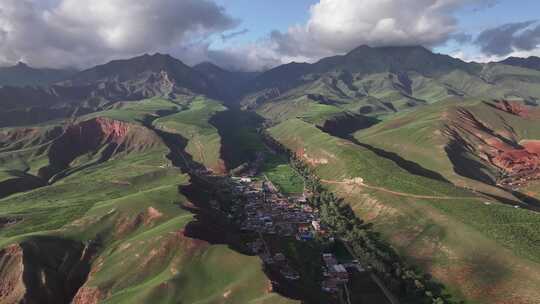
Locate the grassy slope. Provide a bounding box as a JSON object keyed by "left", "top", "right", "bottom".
{"left": 269, "top": 118, "right": 468, "bottom": 197}
{"left": 153, "top": 97, "right": 226, "bottom": 172}
{"left": 0, "top": 100, "right": 297, "bottom": 304}
{"left": 355, "top": 100, "right": 460, "bottom": 181}
{"left": 355, "top": 99, "right": 540, "bottom": 196}
{"left": 80, "top": 97, "right": 184, "bottom": 124}
{"left": 261, "top": 154, "right": 304, "bottom": 195}
{"left": 266, "top": 115, "right": 540, "bottom": 304}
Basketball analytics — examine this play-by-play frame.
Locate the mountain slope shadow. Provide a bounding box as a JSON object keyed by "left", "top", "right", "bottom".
{"left": 178, "top": 176, "right": 327, "bottom": 303}
{"left": 210, "top": 108, "right": 266, "bottom": 171}
{"left": 0, "top": 236, "right": 99, "bottom": 304}
{"left": 317, "top": 119, "right": 451, "bottom": 183}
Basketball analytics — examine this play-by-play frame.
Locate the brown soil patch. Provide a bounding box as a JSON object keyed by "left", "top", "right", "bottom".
{"left": 145, "top": 207, "right": 163, "bottom": 224}
{"left": 71, "top": 287, "right": 102, "bottom": 304}
{"left": 494, "top": 100, "right": 530, "bottom": 117}
{"left": 297, "top": 147, "right": 329, "bottom": 165}
{"left": 115, "top": 207, "right": 164, "bottom": 238}
{"left": 431, "top": 264, "right": 536, "bottom": 304}
{"left": 111, "top": 180, "right": 131, "bottom": 186}
{"left": 445, "top": 106, "right": 540, "bottom": 188}
{"left": 141, "top": 229, "right": 208, "bottom": 269}
{"left": 521, "top": 140, "right": 540, "bottom": 154}
{"left": 0, "top": 244, "right": 25, "bottom": 304}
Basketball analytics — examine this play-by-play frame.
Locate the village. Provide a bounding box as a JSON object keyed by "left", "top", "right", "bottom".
{"left": 228, "top": 175, "right": 366, "bottom": 297}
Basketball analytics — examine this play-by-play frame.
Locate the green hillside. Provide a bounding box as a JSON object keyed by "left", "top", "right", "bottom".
{"left": 153, "top": 97, "right": 227, "bottom": 172}
{"left": 261, "top": 97, "right": 540, "bottom": 304}
{"left": 0, "top": 99, "right": 297, "bottom": 304}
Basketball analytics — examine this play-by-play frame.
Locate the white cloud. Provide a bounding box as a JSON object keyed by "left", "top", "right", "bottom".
{"left": 0, "top": 0, "right": 514, "bottom": 72}
{"left": 0, "top": 0, "right": 237, "bottom": 68}
{"left": 270, "top": 0, "right": 495, "bottom": 60}
{"left": 206, "top": 0, "right": 497, "bottom": 71}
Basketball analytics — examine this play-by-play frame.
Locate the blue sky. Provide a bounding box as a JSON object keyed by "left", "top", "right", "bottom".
{"left": 205, "top": 0, "right": 540, "bottom": 67}
{"left": 457, "top": 1, "right": 539, "bottom": 31}
{"left": 215, "top": 0, "right": 540, "bottom": 51}
{"left": 215, "top": 0, "right": 313, "bottom": 45}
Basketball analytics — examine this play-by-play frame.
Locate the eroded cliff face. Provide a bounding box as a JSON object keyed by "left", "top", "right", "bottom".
{"left": 494, "top": 100, "right": 530, "bottom": 117}
{"left": 39, "top": 117, "right": 162, "bottom": 180}
{"left": 444, "top": 101, "right": 540, "bottom": 188}
{"left": 0, "top": 126, "right": 63, "bottom": 151}
{"left": 0, "top": 245, "right": 26, "bottom": 304}
{"left": 69, "top": 205, "right": 208, "bottom": 304}
{"left": 0, "top": 238, "right": 96, "bottom": 304}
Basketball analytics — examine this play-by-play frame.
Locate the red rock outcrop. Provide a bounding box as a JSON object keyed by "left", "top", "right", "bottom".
{"left": 494, "top": 100, "right": 529, "bottom": 117}
{"left": 491, "top": 148, "right": 540, "bottom": 174}
{"left": 0, "top": 245, "right": 25, "bottom": 304}
{"left": 445, "top": 106, "right": 540, "bottom": 188}
{"left": 65, "top": 117, "right": 131, "bottom": 147}
{"left": 0, "top": 239, "right": 97, "bottom": 304}
{"left": 71, "top": 287, "right": 101, "bottom": 304}
{"left": 40, "top": 117, "right": 162, "bottom": 180}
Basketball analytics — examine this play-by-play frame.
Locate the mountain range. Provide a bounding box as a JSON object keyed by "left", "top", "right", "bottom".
{"left": 1, "top": 46, "right": 540, "bottom": 304}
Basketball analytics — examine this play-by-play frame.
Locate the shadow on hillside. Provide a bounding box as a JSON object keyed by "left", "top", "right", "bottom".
{"left": 179, "top": 180, "right": 248, "bottom": 252}
{"left": 354, "top": 139, "right": 451, "bottom": 183}
{"left": 444, "top": 130, "right": 540, "bottom": 211}
{"left": 9, "top": 235, "right": 100, "bottom": 304}
{"left": 178, "top": 178, "right": 309, "bottom": 303}
{"left": 209, "top": 109, "right": 266, "bottom": 171}
{"left": 318, "top": 122, "right": 451, "bottom": 184}
{"left": 0, "top": 172, "right": 46, "bottom": 199}
{"left": 148, "top": 118, "right": 311, "bottom": 302}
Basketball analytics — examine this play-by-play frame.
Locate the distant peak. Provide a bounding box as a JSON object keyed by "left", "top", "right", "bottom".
{"left": 195, "top": 61, "right": 218, "bottom": 68}
{"left": 346, "top": 44, "right": 431, "bottom": 57}
{"left": 136, "top": 52, "right": 174, "bottom": 61}
{"left": 150, "top": 52, "right": 173, "bottom": 59}
{"left": 194, "top": 61, "right": 226, "bottom": 72}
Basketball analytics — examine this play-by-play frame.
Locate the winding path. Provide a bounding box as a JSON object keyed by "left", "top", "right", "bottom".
{"left": 320, "top": 179, "right": 481, "bottom": 201}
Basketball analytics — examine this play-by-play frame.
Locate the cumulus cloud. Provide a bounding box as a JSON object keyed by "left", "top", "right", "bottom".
{"left": 0, "top": 0, "right": 522, "bottom": 72}
{"left": 266, "top": 0, "right": 495, "bottom": 60}
{"left": 475, "top": 20, "right": 540, "bottom": 56}
{"left": 0, "top": 0, "right": 237, "bottom": 68}
{"left": 208, "top": 0, "right": 497, "bottom": 71}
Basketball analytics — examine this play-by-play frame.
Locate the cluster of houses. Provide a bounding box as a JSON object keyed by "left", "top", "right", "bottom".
{"left": 230, "top": 175, "right": 365, "bottom": 295}
{"left": 231, "top": 176, "right": 329, "bottom": 283}
{"left": 233, "top": 177, "right": 325, "bottom": 241}
{"left": 321, "top": 253, "right": 350, "bottom": 293}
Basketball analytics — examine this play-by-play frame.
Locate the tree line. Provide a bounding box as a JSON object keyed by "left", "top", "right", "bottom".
{"left": 260, "top": 131, "right": 458, "bottom": 304}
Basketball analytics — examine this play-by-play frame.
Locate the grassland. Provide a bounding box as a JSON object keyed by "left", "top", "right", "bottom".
{"left": 260, "top": 154, "right": 304, "bottom": 195}
{"left": 81, "top": 97, "right": 184, "bottom": 124}
{"left": 268, "top": 118, "right": 469, "bottom": 197}
{"left": 153, "top": 97, "right": 226, "bottom": 171}
{"left": 0, "top": 98, "right": 300, "bottom": 304}
{"left": 355, "top": 99, "right": 540, "bottom": 199}
{"left": 0, "top": 145, "right": 296, "bottom": 303}
{"left": 265, "top": 110, "right": 540, "bottom": 303}
{"left": 209, "top": 109, "right": 266, "bottom": 170}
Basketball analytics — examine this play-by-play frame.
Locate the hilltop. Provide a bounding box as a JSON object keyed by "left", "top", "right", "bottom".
{"left": 500, "top": 56, "right": 540, "bottom": 71}
{"left": 0, "top": 62, "right": 75, "bottom": 87}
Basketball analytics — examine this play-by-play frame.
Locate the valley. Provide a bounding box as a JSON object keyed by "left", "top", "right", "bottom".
{"left": 1, "top": 45, "right": 540, "bottom": 304}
